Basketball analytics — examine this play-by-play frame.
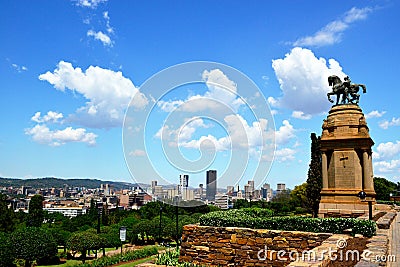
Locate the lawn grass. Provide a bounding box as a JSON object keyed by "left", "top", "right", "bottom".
{"left": 37, "top": 245, "right": 164, "bottom": 267}
{"left": 113, "top": 255, "right": 157, "bottom": 267}
{"left": 37, "top": 259, "right": 81, "bottom": 267}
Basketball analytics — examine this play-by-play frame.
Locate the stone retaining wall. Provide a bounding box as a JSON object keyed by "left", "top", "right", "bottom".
{"left": 179, "top": 224, "right": 332, "bottom": 267}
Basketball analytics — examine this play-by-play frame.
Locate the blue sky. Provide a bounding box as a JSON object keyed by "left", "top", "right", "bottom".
{"left": 1, "top": 0, "right": 400, "bottom": 190}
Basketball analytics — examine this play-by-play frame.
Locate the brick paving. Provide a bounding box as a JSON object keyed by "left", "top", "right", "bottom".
{"left": 387, "top": 211, "right": 400, "bottom": 267}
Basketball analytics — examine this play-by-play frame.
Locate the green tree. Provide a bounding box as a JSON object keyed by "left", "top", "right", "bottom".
{"left": 88, "top": 198, "right": 98, "bottom": 219}
{"left": 271, "top": 190, "right": 293, "bottom": 213}
{"left": 48, "top": 228, "right": 71, "bottom": 253}
{"left": 0, "top": 193, "right": 15, "bottom": 232}
{"left": 27, "top": 194, "right": 44, "bottom": 227}
{"left": 132, "top": 219, "right": 152, "bottom": 244}
{"left": 233, "top": 199, "right": 249, "bottom": 209}
{"left": 374, "top": 177, "right": 397, "bottom": 200}
{"left": 306, "top": 133, "right": 322, "bottom": 217}
{"left": 139, "top": 201, "right": 164, "bottom": 220}
{"left": 11, "top": 227, "right": 57, "bottom": 267}
{"left": 290, "top": 182, "right": 308, "bottom": 208}
{"left": 67, "top": 231, "right": 102, "bottom": 263}
{"left": 0, "top": 232, "right": 15, "bottom": 267}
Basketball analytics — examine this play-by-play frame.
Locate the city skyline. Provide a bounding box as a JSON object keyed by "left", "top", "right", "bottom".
{"left": 1, "top": 1, "right": 400, "bottom": 189}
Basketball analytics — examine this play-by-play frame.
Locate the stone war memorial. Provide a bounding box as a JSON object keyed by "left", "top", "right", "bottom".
{"left": 179, "top": 75, "right": 384, "bottom": 267}
{"left": 318, "top": 75, "right": 376, "bottom": 218}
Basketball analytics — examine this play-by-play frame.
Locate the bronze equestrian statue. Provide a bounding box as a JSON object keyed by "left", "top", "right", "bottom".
{"left": 327, "top": 75, "right": 366, "bottom": 105}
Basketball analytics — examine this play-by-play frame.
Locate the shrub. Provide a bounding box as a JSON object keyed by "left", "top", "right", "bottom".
{"left": 0, "top": 232, "right": 14, "bottom": 267}
{"left": 199, "top": 211, "right": 376, "bottom": 237}
{"left": 156, "top": 248, "right": 180, "bottom": 265}
{"left": 156, "top": 248, "right": 207, "bottom": 267}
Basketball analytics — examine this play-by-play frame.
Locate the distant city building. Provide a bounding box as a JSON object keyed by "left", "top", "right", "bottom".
{"left": 154, "top": 185, "right": 164, "bottom": 197}
{"left": 151, "top": 180, "right": 158, "bottom": 194}
{"left": 198, "top": 183, "right": 204, "bottom": 196}
{"left": 244, "top": 184, "right": 252, "bottom": 200}
{"left": 253, "top": 189, "right": 261, "bottom": 200}
{"left": 261, "top": 183, "right": 273, "bottom": 201}
{"left": 182, "top": 188, "right": 195, "bottom": 201}
{"left": 179, "top": 174, "right": 189, "bottom": 188}
{"left": 214, "top": 194, "right": 230, "bottom": 209}
{"left": 44, "top": 206, "right": 87, "bottom": 218}
{"left": 277, "top": 183, "right": 286, "bottom": 194}
{"left": 165, "top": 188, "right": 179, "bottom": 199}
{"left": 179, "top": 174, "right": 189, "bottom": 195}
{"left": 206, "top": 170, "right": 217, "bottom": 202}
{"left": 227, "top": 186, "right": 234, "bottom": 195}
{"left": 247, "top": 180, "right": 255, "bottom": 191}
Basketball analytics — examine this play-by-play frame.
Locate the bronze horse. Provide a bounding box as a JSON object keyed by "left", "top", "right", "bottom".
{"left": 327, "top": 75, "right": 366, "bottom": 105}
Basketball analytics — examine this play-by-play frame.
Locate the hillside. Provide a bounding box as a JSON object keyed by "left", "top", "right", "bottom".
{"left": 0, "top": 177, "right": 137, "bottom": 190}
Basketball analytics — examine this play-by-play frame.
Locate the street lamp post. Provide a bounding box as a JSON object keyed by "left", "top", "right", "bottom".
{"left": 159, "top": 201, "right": 163, "bottom": 244}
{"left": 358, "top": 191, "right": 373, "bottom": 220}
{"left": 174, "top": 196, "right": 179, "bottom": 249}
{"left": 97, "top": 202, "right": 102, "bottom": 234}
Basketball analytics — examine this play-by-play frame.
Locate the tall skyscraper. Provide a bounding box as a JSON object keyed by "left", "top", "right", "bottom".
{"left": 206, "top": 170, "right": 217, "bottom": 201}
{"left": 179, "top": 174, "right": 189, "bottom": 195}
{"left": 179, "top": 174, "right": 189, "bottom": 188}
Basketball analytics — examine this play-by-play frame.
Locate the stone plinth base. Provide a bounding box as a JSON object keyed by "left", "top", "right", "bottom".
{"left": 318, "top": 202, "right": 372, "bottom": 218}
{"left": 318, "top": 188, "right": 376, "bottom": 218}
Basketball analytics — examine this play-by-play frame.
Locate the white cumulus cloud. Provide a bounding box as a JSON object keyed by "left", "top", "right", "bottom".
{"left": 39, "top": 61, "right": 148, "bottom": 128}
{"left": 275, "top": 120, "right": 295, "bottom": 146}
{"left": 379, "top": 117, "right": 400, "bottom": 129}
{"left": 87, "top": 30, "right": 112, "bottom": 46}
{"left": 25, "top": 124, "right": 97, "bottom": 147}
{"left": 155, "top": 114, "right": 272, "bottom": 157}
{"left": 293, "top": 7, "right": 373, "bottom": 47}
{"left": 76, "top": 0, "right": 107, "bottom": 8}
{"left": 365, "top": 110, "right": 386, "bottom": 119}
{"left": 31, "top": 111, "right": 64, "bottom": 124}
{"left": 374, "top": 141, "right": 400, "bottom": 160}
{"left": 272, "top": 47, "right": 346, "bottom": 116}
{"left": 374, "top": 160, "right": 400, "bottom": 173}
{"left": 275, "top": 148, "right": 296, "bottom": 162}
{"left": 157, "top": 69, "right": 244, "bottom": 113}
{"left": 292, "top": 111, "right": 312, "bottom": 120}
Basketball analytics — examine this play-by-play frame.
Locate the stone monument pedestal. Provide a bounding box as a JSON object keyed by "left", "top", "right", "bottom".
{"left": 318, "top": 104, "right": 376, "bottom": 218}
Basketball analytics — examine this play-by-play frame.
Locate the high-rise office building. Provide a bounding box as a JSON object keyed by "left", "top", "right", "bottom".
{"left": 179, "top": 174, "right": 189, "bottom": 188}
{"left": 179, "top": 174, "right": 189, "bottom": 195}
{"left": 206, "top": 170, "right": 217, "bottom": 201}
{"left": 247, "top": 180, "right": 255, "bottom": 191}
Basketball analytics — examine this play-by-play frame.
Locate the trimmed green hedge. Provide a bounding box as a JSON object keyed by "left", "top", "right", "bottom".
{"left": 232, "top": 207, "right": 274, "bottom": 217}
{"left": 376, "top": 200, "right": 400, "bottom": 205}
{"left": 73, "top": 246, "right": 158, "bottom": 267}
{"left": 199, "top": 211, "right": 376, "bottom": 237}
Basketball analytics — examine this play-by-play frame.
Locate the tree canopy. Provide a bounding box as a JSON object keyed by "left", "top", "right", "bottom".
{"left": 374, "top": 177, "right": 397, "bottom": 201}
{"left": 11, "top": 227, "right": 57, "bottom": 267}
{"left": 306, "top": 133, "right": 322, "bottom": 217}
{"left": 27, "top": 194, "right": 44, "bottom": 227}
